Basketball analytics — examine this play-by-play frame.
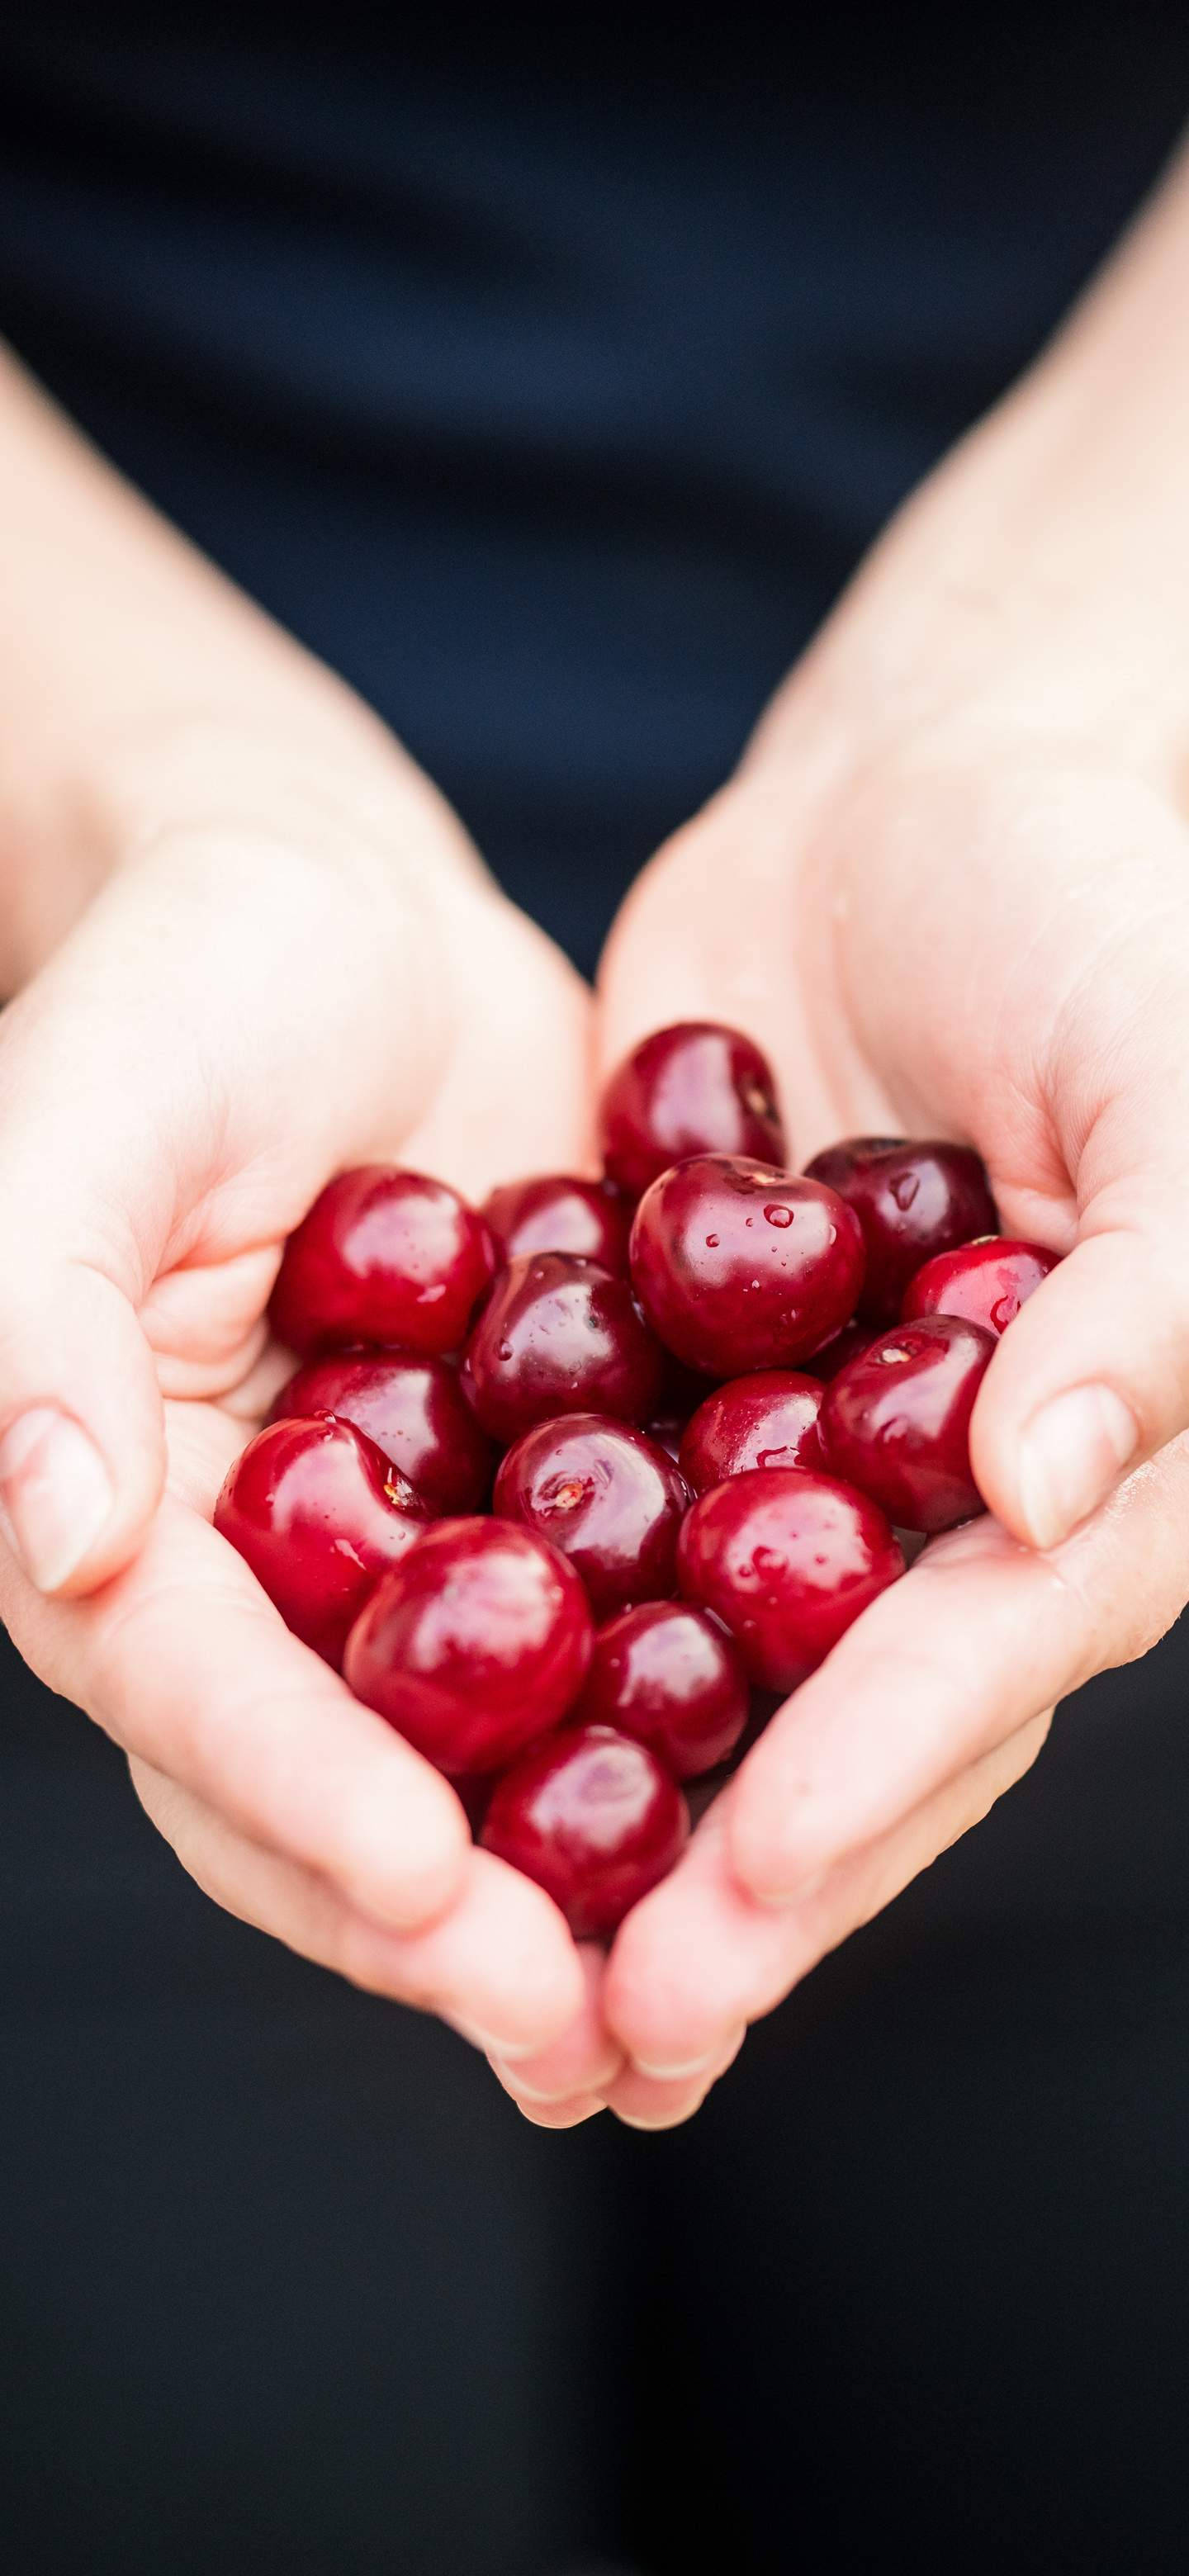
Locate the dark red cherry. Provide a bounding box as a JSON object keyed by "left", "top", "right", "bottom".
{"left": 214, "top": 1416, "right": 428, "bottom": 1669}
{"left": 575, "top": 1601, "right": 749, "bottom": 1778}
{"left": 803, "top": 1137, "right": 997, "bottom": 1323}
{"left": 269, "top": 1167, "right": 495, "bottom": 1359}
{"left": 678, "top": 1370, "right": 825, "bottom": 1494}
{"left": 599, "top": 1021, "right": 786, "bottom": 1199}
{"left": 462, "top": 1253, "right": 666, "bottom": 1443}
{"left": 481, "top": 1724, "right": 689, "bottom": 1939}
{"left": 629, "top": 1155, "right": 865, "bottom": 1377}
{"left": 482, "top": 1172, "right": 632, "bottom": 1273}
{"left": 344, "top": 1518, "right": 592, "bottom": 1775}
{"left": 677, "top": 1467, "right": 903, "bottom": 1693}
{"left": 902, "top": 1236, "right": 1059, "bottom": 1336}
{"left": 268, "top": 1349, "right": 494, "bottom": 1513}
{"left": 803, "top": 1320, "right": 881, "bottom": 1380}
{"left": 821, "top": 1314, "right": 995, "bottom": 1532}
{"left": 494, "top": 1413, "right": 689, "bottom": 1620}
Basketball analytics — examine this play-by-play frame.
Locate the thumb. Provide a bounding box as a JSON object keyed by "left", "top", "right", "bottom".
{"left": 0, "top": 978, "right": 169, "bottom": 1598}
{"left": 973, "top": 1020, "right": 1189, "bottom": 1553}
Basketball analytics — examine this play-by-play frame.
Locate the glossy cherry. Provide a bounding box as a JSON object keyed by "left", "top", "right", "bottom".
{"left": 214, "top": 1415, "right": 428, "bottom": 1669}
{"left": 678, "top": 1370, "right": 825, "bottom": 1494}
{"left": 677, "top": 1467, "right": 903, "bottom": 1693}
{"left": 821, "top": 1314, "right": 995, "bottom": 1532}
{"left": 902, "top": 1235, "right": 1059, "bottom": 1335}
{"left": 344, "top": 1518, "right": 593, "bottom": 1775}
{"left": 493, "top": 1413, "right": 689, "bottom": 1620}
{"left": 269, "top": 1166, "right": 495, "bottom": 1358}
{"left": 629, "top": 1155, "right": 865, "bottom": 1377}
{"left": 803, "top": 1136, "right": 997, "bottom": 1323}
{"left": 482, "top": 1172, "right": 632, "bottom": 1273}
{"left": 481, "top": 1724, "right": 689, "bottom": 1938}
{"left": 575, "top": 1601, "right": 749, "bottom": 1778}
{"left": 599, "top": 1021, "right": 786, "bottom": 1200}
{"left": 462, "top": 1253, "right": 666, "bottom": 1443}
{"left": 268, "top": 1348, "right": 494, "bottom": 1513}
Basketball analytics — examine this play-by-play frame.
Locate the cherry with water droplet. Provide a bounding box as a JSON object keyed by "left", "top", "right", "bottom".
{"left": 677, "top": 1467, "right": 903, "bottom": 1693}
{"left": 902, "top": 1236, "right": 1059, "bottom": 1335}
{"left": 821, "top": 1314, "right": 995, "bottom": 1532}
{"left": 629, "top": 1155, "right": 865, "bottom": 1376}
{"left": 678, "top": 1370, "right": 826, "bottom": 1494}
{"left": 803, "top": 1138, "right": 997, "bottom": 1323}
{"left": 463, "top": 1253, "right": 666, "bottom": 1443}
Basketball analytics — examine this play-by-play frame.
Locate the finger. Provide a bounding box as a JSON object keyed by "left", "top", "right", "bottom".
{"left": 974, "top": 854, "right": 1189, "bottom": 1548}
{"left": 604, "top": 2025, "right": 746, "bottom": 2130}
{"left": 486, "top": 1947, "right": 624, "bottom": 2104}
{"left": 132, "top": 1762, "right": 585, "bottom": 2057}
{"left": 726, "top": 1432, "right": 1188, "bottom": 1909}
{"left": 604, "top": 1714, "right": 1049, "bottom": 2073}
{"left": 0, "top": 1478, "right": 473, "bottom": 1934}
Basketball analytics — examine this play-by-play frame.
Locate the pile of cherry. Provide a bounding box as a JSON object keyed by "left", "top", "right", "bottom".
{"left": 216, "top": 1022, "right": 1059, "bottom": 1941}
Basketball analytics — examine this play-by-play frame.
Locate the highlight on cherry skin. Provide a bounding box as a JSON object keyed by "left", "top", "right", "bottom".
{"left": 206, "top": 1019, "right": 1066, "bottom": 2013}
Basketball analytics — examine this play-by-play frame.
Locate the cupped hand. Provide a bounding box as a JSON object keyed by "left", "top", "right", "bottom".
{"left": 0, "top": 720, "right": 593, "bottom": 2061}
{"left": 496, "top": 443, "right": 1189, "bottom": 2124}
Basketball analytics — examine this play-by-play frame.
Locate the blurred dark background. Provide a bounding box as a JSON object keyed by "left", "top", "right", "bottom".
{"left": 2, "top": 9, "right": 1189, "bottom": 2571}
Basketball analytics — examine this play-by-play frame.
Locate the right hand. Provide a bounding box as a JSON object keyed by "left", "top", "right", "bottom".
{"left": 0, "top": 715, "right": 593, "bottom": 2064}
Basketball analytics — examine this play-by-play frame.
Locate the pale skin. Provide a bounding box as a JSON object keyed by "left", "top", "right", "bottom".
{"left": 2, "top": 143, "right": 1189, "bottom": 2129}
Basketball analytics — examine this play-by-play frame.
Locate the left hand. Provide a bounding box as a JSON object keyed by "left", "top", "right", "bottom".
{"left": 490, "top": 297, "right": 1189, "bottom": 2125}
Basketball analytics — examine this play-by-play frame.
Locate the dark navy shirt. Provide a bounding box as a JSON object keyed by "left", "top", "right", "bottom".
{"left": 2, "top": 7, "right": 1187, "bottom": 968}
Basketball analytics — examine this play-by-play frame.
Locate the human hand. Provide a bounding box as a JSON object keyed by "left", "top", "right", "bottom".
{"left": 0, "top": 708, "right": 594, "bottom": 2063}
{"left": 492, "top": 224, "right": 1189, "bottom": 2121}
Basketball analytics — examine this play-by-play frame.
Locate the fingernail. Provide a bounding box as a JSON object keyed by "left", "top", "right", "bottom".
{"left": 629, "top": 2049, "right": 719, "bottom": 2082}
{"left": 0, "top": 1409, "right": 114, "bottom": 1591}
{"left": 448, "top": 2018, "right": 541, "bottom": 2062}
{"left": 1017, "top": 1385, "right": 1138, "bottom": 1550}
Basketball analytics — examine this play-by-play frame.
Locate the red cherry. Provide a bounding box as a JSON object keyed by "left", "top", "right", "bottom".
{"left": 482, "top": 1173, "right": 632, "bottom": 1273}
{"left": 462, "top": 1253, "right": 665, "bottom": 1443}
{"left": 677, "top": 1467, "right": 903, "bottom": 1693}
{"left": 493, "top": 1413, "right": 689, "bottom": 1619}
{"left": 575, "top": 1601, "right": 749, "bottom": 1778}
{"left": 214, "top": 1416, "right": 428, "bottom": 1669}
{"left": 481, "top": 1724, "right": 689, "bottom": 1938}
{"left": 268, "top": 1349, "right": 495, "bottom": 1513}
{"left": 803, "top": 1137, "right": 997, "bottom": 1323}
{"left": 344, "top": 1518, "right": 593, "bottom": 1775}
{"left": 629, "top": 1155, "right": 865, "bottom": 1377}
{"left": 821, "top": 1314, "right": 995, "bottom": 1532}
{"left": 803, "top": 1320, "right": 881, "bottom": 1380}
{"left": 599, "top": 1021, "right": 786, "bottom": 1199}
{"left": 269, "top": 1167, "right": 495, "bottom": 1358}
{"left": 678, "top": 1370, "right": 825, "bottom": 1494}
{"left": 902, "top": 1235, "right": 1059, "bottom": 1335}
